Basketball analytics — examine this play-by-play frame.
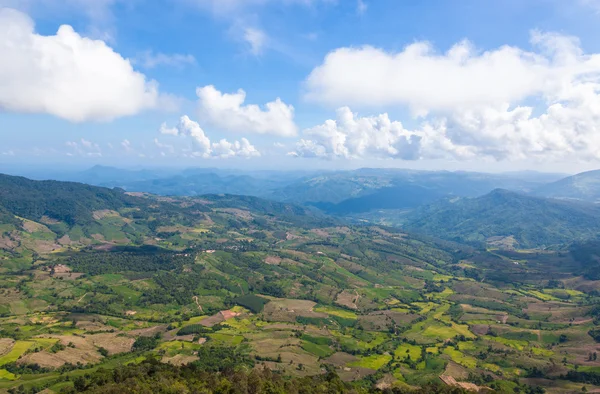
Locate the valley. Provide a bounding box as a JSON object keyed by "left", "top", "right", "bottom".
{"left": 0, "top": 174, "right": 599, "bottom": 393}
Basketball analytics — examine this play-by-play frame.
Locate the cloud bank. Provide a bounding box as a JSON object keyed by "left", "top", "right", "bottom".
{"left": 295, "top": 32, "right": 600, "bottom": 162}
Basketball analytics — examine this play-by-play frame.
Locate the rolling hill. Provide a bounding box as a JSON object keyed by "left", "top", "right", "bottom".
{"left": 534, "top": 169, "right": 600, "bottom": 202}
{"left": 403, "top": 188, "right": 600, "bottom": 248}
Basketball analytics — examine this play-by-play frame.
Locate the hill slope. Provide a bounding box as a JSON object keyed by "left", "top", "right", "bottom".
{"left": 403, "top": 189, "right": 600, "bottom": 248}
{"left": 0, "top": 173, "right": 329, "bottom": 251}
{"left": 534, "top": 169, "right": 600, "bottom": 202}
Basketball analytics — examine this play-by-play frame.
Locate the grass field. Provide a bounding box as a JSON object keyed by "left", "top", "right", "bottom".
{"left": 349, "top": 354, "right": 393, "bottom": 370}
{"left": 301, "top": 341, "right": 334, "bottom": 358}
{"left": 0, "top": 341, "right": 33, "bottom": 366}
{"left": 0, "top": 369, "right": 16, "bottom": 381}
{"left": 394, "top": 343, "right": 422, "bottom": 361}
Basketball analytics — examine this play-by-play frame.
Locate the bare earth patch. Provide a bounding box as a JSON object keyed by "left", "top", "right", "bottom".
{"left": 218, "top": 208, "right": 253, "bottom": 220}
{"left": 263, "top": 298, "right": 327, "bottom": 322}
{"left": 0, "top": 236, "right": 17, "bottom": 250}
{"left": 264, "top": 256, "right": 282, "bottom": 265}
{"left": 323, "top": 352, "right": 358, "bottom": 367}
{"left": 88, "top": 333, "right": 135, "bottom": 355}
{"left": 335, "top": 290, "right": 359, "bottom": 310}
{"left": 128, "top": 325, "right": 168, "bottom": 337}
{"left": 19, "top": 347, "right": 102, "bottom": 368}
{"left": 0, "top": 338, "right": 15, "bottom": 356}
{"left": 92, "top": 210, "right": 120, "bottom": 220}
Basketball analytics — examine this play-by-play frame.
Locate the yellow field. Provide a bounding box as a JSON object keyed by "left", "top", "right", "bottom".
{"left": 0, "top": 341, "right": 34, "bottom": 366}
{"left": 314, "top": 306, "right": 358, "bottom": 320}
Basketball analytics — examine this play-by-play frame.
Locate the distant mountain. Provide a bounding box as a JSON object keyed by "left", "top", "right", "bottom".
{"left": 533, "top": 169, "right": 600, "bottom": 203}
{"left": 282, "top": 169, "right": 556, "bottom": 214}
{"left": 0, "top": 166, "right": 571, "bottom": 217}
{"left": 50, "top": 166, "right": 316, "bottom": 198}
{"left": 402, "top": 189, "right": 600, "bottom": 248}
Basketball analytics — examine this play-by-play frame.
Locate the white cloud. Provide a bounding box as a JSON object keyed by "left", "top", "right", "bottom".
{"left": 304, "top": 32, "right": 597, "bottom": 114}
{"left": 1, "top": 150, "right": 15, "bottom": 156}
{"left": 296, "top": 32, "right": 600, "bottom": 162}
{"left": 160, "top": 115, "right": 261, "bottom": 158}
{"left": 121, "top": 139, "right": 133, "bottom": 152}
{"left": 196, "top": 85, "right": 297, "bottom": 136}
{"left": 212, "top": 138, "right": 261, "bottom": 158}
{"left": 290, "top": 101, "right": 600, "bottom": 162}
{"left": 289, "top": 107, "right": 421, "bottom": 160}
{"left": 0, "top": 8, "right": 160, "bottom": 122}
{"left": 134, "top": 51, "right": 196, "bottom": 69}
{"left": 243, "top": 27, "right": 267, "bottom": 56}
{"left": 65, "top": 138, "right": 102, "bottom": 157}
{"left": 154, "top": 138, "right": 175, "bottom": 153}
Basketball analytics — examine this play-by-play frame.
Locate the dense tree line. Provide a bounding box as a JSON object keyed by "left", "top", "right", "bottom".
{"left": 22, "top": 356, "right": 472, "bottom": 394}
{"left": 68, "top": 250, "right": 195, "bottom": 275}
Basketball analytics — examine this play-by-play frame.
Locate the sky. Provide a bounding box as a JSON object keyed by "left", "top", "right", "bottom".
{"left": 2, "top": 0, "right": 600, "bottom": 173}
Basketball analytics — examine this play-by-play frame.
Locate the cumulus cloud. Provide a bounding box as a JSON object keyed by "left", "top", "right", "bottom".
{"left": 0, "top": 8, "right": 160, "bottom": 122}
{"left": 296, "top": 32, "right": 600, "bottom": 162}
{"left": 290, "top": 101, "right": 600, "bottom": 162}
{"left": 289, "top": 107, "right": 422, "bottom": 160}
{"left": 196, "top": 85, "right": 297, "bottom": 136}
{"left": 160, "top": 115, "right": 261, "bottom": 158}
{"left": 305, "top": 32, "right": 593, "bottom": 113}
{"left": 134, "top": 51, "right": 196, "bottom": 69}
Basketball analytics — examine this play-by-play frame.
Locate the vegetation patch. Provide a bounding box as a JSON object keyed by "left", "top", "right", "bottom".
{"left": 349, "top": 354, "right": 392, "bottom": 370}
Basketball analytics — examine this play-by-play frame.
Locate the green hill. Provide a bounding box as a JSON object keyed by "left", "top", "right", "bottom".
{"left": 534, "top": 169, "right": 600, "bottom": 202}
{"left": 0, "top": 174, "right": 142, "bottom": 226}
{"left": 403, "top": 189, "right": 600, "bottom": 248}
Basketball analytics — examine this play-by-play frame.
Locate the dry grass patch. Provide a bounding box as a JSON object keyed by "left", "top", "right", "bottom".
{"left": 88, "top": 333, "right": 134, "bottom": 355}
{"left": 262, "top": 298, "right": 326, "bottom": 323}
{"left": 19, "top": 347, "right": 101, "bottom": 368}
{"left": 322, "top": 352, "right": 358, "bottom": 367}
{"left": 162, "top": 354, "right": 199, "bottom": 366}
{"left": 128, "top": 325, "right": 168, "bottom": 337}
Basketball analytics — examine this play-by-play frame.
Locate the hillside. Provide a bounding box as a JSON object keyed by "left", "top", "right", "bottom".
{"left": 0, "top": 173, "right": 329, "bottom": 252}
{"left": 534, "top": 169, "right": 600, "bottom": 202}
{"left": 1, "top": 175, "right": 600, "bottom": 393}
{"left": 403, "top": 189, "right": 600, "bottom": 248}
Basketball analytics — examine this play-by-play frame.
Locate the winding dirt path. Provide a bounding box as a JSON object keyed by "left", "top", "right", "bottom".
{"left": 192, "top": 296, "right": 204, "bottom": 313}
{"left": 76, "top": 293, "right": 88, "bottom": 304}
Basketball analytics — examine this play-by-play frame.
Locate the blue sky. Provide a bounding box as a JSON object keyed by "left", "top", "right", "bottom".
{"left": 2, "top": 0, "right": 600, "bottom": 173}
